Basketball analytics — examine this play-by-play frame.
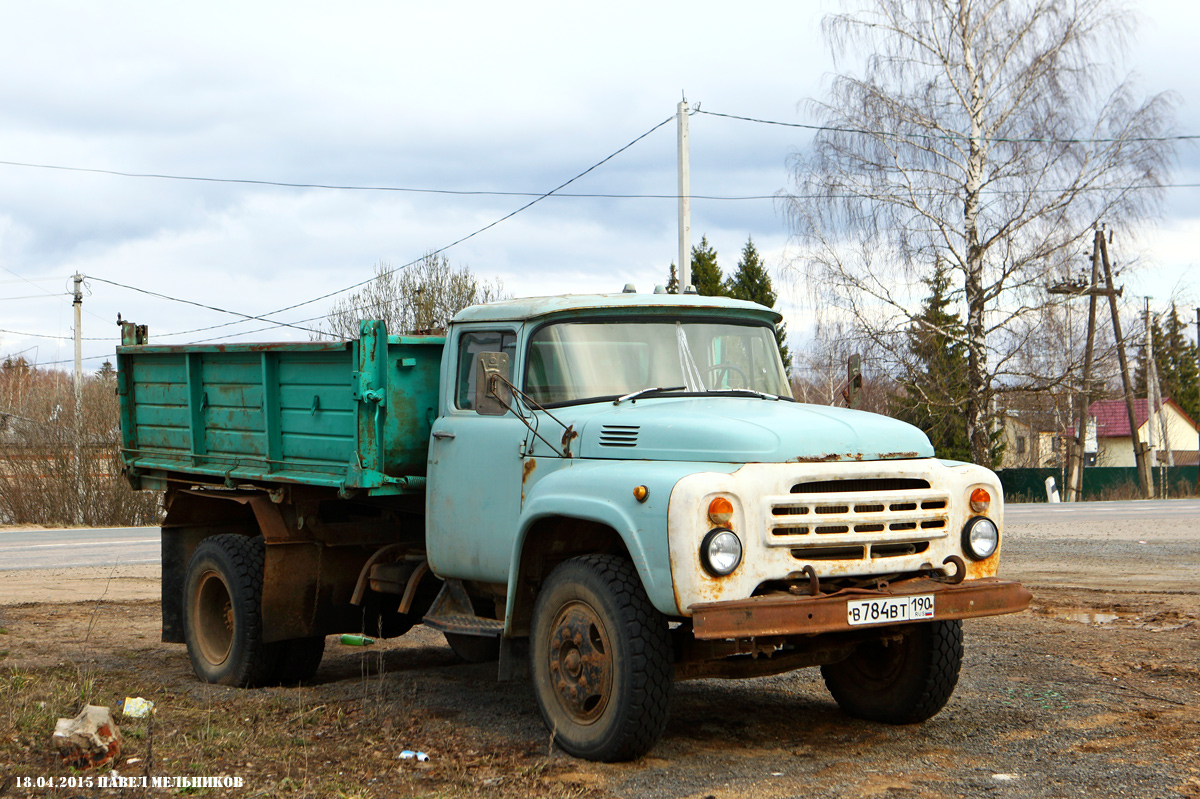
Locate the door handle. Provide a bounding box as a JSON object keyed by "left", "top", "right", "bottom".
{"left": 432, "top": 431, "right": 455, "bottom": 440}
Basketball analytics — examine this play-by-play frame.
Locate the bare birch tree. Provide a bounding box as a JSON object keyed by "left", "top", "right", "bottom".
{"left": 785, "top": 0, "right": 1176, "bottom": 465}
{"left": 320, "top": 253, "right": 506, "bottom": 339}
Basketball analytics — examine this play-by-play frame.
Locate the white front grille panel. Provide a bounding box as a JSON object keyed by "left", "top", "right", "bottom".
{"left": 766, "top": 488, "right": 951, "bottom": 561}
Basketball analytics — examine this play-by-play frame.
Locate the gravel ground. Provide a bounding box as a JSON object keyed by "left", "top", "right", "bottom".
{"left": 0, "top": 506, "right": 1197, "bottom": 798}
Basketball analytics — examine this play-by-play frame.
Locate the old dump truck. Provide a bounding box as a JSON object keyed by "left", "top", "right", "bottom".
{"left": 117, "top": 291, "right": 1030, "bottom": 762}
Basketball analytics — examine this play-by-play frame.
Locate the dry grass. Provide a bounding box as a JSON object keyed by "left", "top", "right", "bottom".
{"left": 0, "top": 359, "right": 161, "bottom": 528}
{"left": 0, "top": 605, "right": 597, "bottom": 799}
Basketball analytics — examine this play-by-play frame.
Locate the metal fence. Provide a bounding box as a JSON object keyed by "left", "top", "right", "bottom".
{"left": 997, "top": 466, "right": 1200, "bottom": 502}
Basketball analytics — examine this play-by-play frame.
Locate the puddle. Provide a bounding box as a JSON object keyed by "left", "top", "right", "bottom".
{"left": 1058, "top": 611, "right": 1121, "bottom": 625}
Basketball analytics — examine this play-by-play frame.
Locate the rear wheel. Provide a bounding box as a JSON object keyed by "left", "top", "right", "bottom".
{"left": 820, "top": 619, "right": 963, "bottom": 724}
{"left": 531, "top": 555, "right": 672, "bottom": 762}
{"left": 183, "top": 535, "right": 279, "bottom": 687}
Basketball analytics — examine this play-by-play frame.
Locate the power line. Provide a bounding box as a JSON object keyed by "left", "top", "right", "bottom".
{"left": 150, "top": 115, "right": 678, "bottom": 339}
{"left": 0, "top": 265, "right": 110, "bottom": 324}
{"left": 696, "top": 108, "right": 1200, "bottom": 144}
{"left": 0, "top": 327, "right": 114, "bottom": 341}
{"left": 26, "top": 353, "right": 115, "bottom": 367}
{"left": 85, "top": 275, "right": 328, "bottom": 337}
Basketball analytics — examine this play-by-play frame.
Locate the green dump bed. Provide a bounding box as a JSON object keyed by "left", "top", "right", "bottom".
{"left": 116, "top": 321, "right": 444, "bottom": 494}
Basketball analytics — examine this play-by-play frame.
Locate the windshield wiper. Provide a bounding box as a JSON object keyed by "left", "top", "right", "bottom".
{"left": 613, "top": 386, "right": 687, "bottom": 405}
{"left": 705, "top": 388, "right": 784, "bottom": 401}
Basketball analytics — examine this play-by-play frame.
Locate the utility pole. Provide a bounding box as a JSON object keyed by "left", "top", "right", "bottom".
{"left": 1145, "top": 299, "right": 1173, "bottom": 496}
{"left": 677, "top": 95, "right": 691, "bottom": 292}
{"left": 72, "top": 272, "right": 84, "bottom": 525}
{"left": 1099, "top": 233, "right": 1153, "bottom": 498}
{"left": 1059, "top": 229, "right": 1103, "bottom": 501}
{"left": 1144, "top": 298, "right": 1157, "bottom": 459}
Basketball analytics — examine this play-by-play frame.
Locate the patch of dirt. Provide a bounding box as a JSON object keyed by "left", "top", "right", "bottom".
{"left": 0, "top": 585, "right": 1196, "bottom": 798}
{"left": 0, "top": 509, "right": 1197, "bottom": 798}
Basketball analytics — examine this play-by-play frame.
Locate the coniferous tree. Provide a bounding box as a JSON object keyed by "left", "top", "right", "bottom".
{"left": 1136, "top": 304, "right": 1199, "bottom": 421}
{"left": 890, "top": 265, "right": 981, "bottom": 464}
{"left": 724, "top": 236, "right": 791, "bottom": 371}
{"left": 689, "top": 236, "right": 724, "bottom": 297}
{"left": 666, "top": 263, "right": 679, "bottom": 294}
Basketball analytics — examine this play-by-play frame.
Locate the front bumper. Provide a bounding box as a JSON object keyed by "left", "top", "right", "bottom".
{"left": 689, "top": 577, "right": 1030, "bottom": 640}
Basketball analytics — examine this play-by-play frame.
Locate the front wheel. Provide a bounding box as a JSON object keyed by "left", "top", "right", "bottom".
{"left": 531, "top": 555, "right": 672, "bottom": 762}
{"left": 820, "top": 619, "right": 963, "bottom": 724}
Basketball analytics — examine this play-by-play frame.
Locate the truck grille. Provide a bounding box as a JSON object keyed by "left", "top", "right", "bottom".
{"left": 768, "top": 480, "right": 950, "bottom": 562}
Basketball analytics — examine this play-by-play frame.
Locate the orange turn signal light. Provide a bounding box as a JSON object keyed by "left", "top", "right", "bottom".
{"left": 633, "top": 485, "right": 649, "bottom": 502}
{"left": 970, "top": 487, "right": 991, "bottom": 513}
{"left": 708, "top": 496, "right": 734, "bottom": 527}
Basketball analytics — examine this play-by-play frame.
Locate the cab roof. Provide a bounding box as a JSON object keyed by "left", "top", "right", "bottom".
{"left": 450, "top": 292, "right": 782, "bottom": 325}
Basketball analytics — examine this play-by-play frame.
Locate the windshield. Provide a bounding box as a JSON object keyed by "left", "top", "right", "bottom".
{"left": 524, "top": 319, "right": 792, "bottom": 405}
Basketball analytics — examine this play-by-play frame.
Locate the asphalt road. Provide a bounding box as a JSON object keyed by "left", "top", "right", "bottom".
{"left": 2, "top": 498, "right": 1197, "bottom": 571}
{"left": 1007, "top": 498, "right": 1200, "bottom": 524}
{"left": 0, "top": 526, "right": 159, "bottom": 570}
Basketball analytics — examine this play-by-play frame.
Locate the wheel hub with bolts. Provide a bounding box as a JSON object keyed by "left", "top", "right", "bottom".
{"left": 195, "top": 570, "right": 235, "bottom": 667}
{"left": 548, "top": 600, "right": 612, "bottom": 723}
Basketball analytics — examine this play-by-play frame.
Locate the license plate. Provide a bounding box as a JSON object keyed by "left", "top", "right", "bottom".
{"left": 847, "top": 594, "right": 935, "bottom": 626}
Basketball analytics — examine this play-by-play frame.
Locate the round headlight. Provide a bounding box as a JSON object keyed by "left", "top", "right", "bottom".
{"left": 962, "top": 516, "right": 999, "bottom": 560}
{"left": 701, "top": 528, "right": 742, "bottom": 576}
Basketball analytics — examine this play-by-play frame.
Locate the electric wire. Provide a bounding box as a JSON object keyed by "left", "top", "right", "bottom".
{"left": 695, "top": 108, "right": 1200, "bottom": 144}
{"left": 0, "top": 327, "right": 114, "bottom": 341}
{"left": 7, "top": 109, "right": 1196, "bottom": 346}
{"left": 149, "top": 114, "right": 677, "bottom": 339}
{"left": 84, "top": 275, "right": 327, "bottom": 337}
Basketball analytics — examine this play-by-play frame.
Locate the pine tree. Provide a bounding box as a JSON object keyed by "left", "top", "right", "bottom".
{"left": 889, "top": 264, "right": 978, "bottom": 464}
{"left": 724, "top": 236, "right": 791, "bottom": 371}
{"left": 1137, "top": 304, "right": 1199, "bottom": 421}
{"left": 689, "top": 236, "right": 725, "bottom": 297}
{"left": 666, "top": 263, "right": 679, "bottom": 294}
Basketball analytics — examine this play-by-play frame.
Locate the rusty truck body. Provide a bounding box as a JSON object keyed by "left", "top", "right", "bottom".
{"left": 117, "top": 291, "right": 1029, "bottom": 762}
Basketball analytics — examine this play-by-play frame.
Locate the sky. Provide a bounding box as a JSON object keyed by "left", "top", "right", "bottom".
{"left": 0, "top": 0, "right": 1197, "bottom": 372}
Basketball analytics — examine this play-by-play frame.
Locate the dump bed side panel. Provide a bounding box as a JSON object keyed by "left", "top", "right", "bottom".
{"left": 117, "top": 331, "right": 444, "bottom": 491}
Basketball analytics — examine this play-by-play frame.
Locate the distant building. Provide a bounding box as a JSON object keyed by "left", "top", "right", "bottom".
{"left": 998, "top": 396, "right": 1078, "bottom": 469}
{"left": 1087, "top": 398, "right": 1199, "bottom": 467}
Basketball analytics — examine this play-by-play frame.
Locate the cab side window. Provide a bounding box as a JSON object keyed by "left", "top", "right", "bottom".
{"left": 456, "top": 330, "right": 517, "bottom": 409}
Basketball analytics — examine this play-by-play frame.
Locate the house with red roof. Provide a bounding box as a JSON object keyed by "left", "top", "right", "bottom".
{"left": 1087, "top": 398, "right": 1199, "bottom": 467}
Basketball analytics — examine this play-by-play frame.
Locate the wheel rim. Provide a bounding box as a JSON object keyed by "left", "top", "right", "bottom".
{"left": 194, "top": 569, "right": 235, "bottom": 666}
{"left": 849, "top": 635, "right": 909, "bottom": 690}
{"left": 546, "top": 600, "right": 613, "bottom": 724}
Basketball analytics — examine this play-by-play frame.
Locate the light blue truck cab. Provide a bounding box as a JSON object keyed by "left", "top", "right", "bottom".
{"left": 116, "top": 291, "right": 1029, "bottom": 763}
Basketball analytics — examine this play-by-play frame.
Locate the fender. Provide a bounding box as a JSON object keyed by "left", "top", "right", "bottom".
{"left": 502, "top": 459, "right": 740, "bottom": 630}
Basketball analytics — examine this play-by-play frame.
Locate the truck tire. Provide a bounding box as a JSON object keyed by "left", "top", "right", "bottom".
{"left": 820, "top": 619, "right": 963, "bottom": 724}
{"left": 444, "top": 633, "right": 501, "bottom": 663}
{"left": 531, "top": 555, "right": 672, "bottom": 762}
{"left": 273, "top": 637, "right": 326, "bottom": 684}
{"left": 183, "top": 534, "right": 279, "bottom": 687}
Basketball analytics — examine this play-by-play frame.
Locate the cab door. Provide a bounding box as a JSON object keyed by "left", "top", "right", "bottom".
{"left": 426, "top": 326, "right": 529, "bottom": 583}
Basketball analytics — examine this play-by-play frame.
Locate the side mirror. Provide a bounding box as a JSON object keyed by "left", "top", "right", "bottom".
{"left": 474, "top": 352, "right": 512, "bottom": 416}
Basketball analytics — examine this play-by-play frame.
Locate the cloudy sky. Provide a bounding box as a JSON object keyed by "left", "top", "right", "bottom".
{"left": 0, "top": 0, "right": 1196, "bottom": 370}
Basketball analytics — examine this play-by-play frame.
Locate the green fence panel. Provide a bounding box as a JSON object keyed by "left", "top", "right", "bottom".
{"left": 998, "top": 466, "right": 1199, "bottom": 501}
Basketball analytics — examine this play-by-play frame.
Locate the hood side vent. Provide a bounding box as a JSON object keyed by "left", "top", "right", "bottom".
{"left": 599, "top": 424, "right": 640, "bottom": 447}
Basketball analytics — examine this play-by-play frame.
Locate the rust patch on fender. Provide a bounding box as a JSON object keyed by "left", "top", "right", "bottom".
{"left": 521, "top": 458, "right": 537, "bottom": 505}
{"left": 966, "top": 551, "right": 1000, "bottom": 580}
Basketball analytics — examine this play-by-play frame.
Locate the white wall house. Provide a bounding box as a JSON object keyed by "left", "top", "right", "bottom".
{"left": 1088, "top": 398, "right": 1199, "bottom": 468}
